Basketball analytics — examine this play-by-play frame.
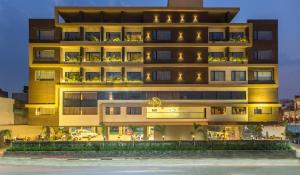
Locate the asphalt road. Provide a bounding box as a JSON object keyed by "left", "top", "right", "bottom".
{"left": 0, "top": 158, "right": 299, "bottom": 175}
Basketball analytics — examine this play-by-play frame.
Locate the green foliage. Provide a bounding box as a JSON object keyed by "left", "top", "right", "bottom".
{"left": 247, "top": 125, "right": 263, "bottom": 139}
{"left": 229, "top": 56, "right": 248, "bottom": 63}
{"left": 229, "top": 36, "right": 248, "bottom": 42}
{"left": 0, "top": 129, "right": 12, "bottom": 146}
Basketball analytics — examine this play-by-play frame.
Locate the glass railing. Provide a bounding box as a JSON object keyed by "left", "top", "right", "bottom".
{"left": 85, "top": 72, "right": 101, "bottom": 82}
{"left": 208, "top": 56, "right": 248, "bottom": 64}
{"left": 64, "top": 72, "right": 81, "bottom": 82}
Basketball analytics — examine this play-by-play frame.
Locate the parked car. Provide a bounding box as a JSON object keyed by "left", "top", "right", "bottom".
{"left": 70, "top": 132, "right": 82, "bottom": 141}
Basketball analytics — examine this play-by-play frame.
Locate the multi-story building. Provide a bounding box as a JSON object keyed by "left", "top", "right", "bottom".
{"left": 26, "top": 0, "right": 280, "bottom": 140}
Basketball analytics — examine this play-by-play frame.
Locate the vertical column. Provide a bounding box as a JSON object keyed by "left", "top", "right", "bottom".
{"left": 100, "top": 47, "right": 104, "bottom": 62}
{"left": 225, "top": 27, "right": 230, "bottom": 41}
{"left": 225, "top": 47, "right": 230, "bottom": 61}
{"left": 80, "top": 47, "right": 84, "bottom": 63}
{"left": 100, "top": 26, "right": 104, "bottom": 42}
{"left": 143, "top": 126, "right": 148, "bottom": 141}
{"left": 80, "top": 26, "right": 84, "bottom": 41}
{"left": 101, "top": 67, "right": 105, "bottom": 82}
{"left": 122, "top": 67, "right": 125, "bottom": 82}
{"left": 121, "top": 26, "right": 125, "bottom": 41}
{"left": 122, "top": 47, "right": 125, "bottom": 62}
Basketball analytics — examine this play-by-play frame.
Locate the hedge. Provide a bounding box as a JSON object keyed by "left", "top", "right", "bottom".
{"left": 7, "top": 140, "right": 291, "bottom": 152}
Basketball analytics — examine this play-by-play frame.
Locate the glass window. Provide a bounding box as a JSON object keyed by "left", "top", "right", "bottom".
{"left": 127, "top": 72, "right": 142, "bottom": 82}
{"left": 229, "top": 32, "right": 245, "bottom": 39}
{"left": 254, "top": 107, "right": 272, "bottom": 114}
{"left": 126, "top": 32, "right": 142, "bottom": 41}
{"left": 106, "top": 72, "right": 122, "bottom": 82}
{"left": 35, "top": 70, "right": 55, "bottom": 81}
{"left": 105, "top": 107, "right": 121, "bottom": 115}
{"left": 254, "top": 50, "right": 273, "bottom": 60}
{"left": 231, "top": 71, "right": 246, "bottom": 81}
{"left": 253, "top": 71, "right": 273, "bottom": 81}
{"left": 106, "top": 32, "right": 121, "bottom": 42}
{"left": 36, "top": 50, "right": 55, "bottom": 60}
{"left": 209, "top": 52, "right": 225, "bottom": 58}
{"left": 37, "top": 29, "right": 54, "bottom": 40}
{"left": 254, "top": 31, "right": 273, "bottom": 40}
{"left": 153, "top": 51, "right": 171, "bottom": 61}
{"left": 217, "top": 92, "right": 231, "bottom": 99}
{"left": 153, "top": 30, "right": 171, "bottom": 41}
{"left": 85, "top": 32, "right": 100, "bottom": 41}
{"left": 232, "top": 107, "right": 247, "bottom": 115}
{"left": 85, "top": 52, "right": 101, "bottom": 62}
{"left": 231, "top": 91, "right": 246, "bottom": 100}
{"left": 211, "top": 107, "right": 226, "bottom": 115}
{"left": 64, "top": 32, "right": 80, "bottom": 41}
{"left": 152, "top": 71, "right": 171, "bottom": 81}
{"left": 229, "top": 52, "right": 244, "bottom": 58}
{"left": 127, "top": 107, "right": 142, "bottom": 115}
{"left": 85, "top": 72, "right": 101, "bottom": 82}
{"left": 211, "top": 71, "right": 225, "bottom": 81}
{"left": 209, "top": 32, "right": 224, "bottom": 41}
{"left": 127, "top": 52, "right": 142, "bottom": 62}
{"left": 65, "top": 52, "right": 81, "bottom": 62}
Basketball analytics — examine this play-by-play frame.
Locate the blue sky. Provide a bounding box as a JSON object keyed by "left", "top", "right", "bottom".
{"left": 0, "top": 0, "right": 299, "bottom": 99}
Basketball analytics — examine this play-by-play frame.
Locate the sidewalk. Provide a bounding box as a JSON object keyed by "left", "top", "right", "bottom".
{"left": 290, "top": 143, "right": 300, "bottom": 158}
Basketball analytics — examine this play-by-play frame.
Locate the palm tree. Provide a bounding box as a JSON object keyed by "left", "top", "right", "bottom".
{"left": 154, "top": 125, "right": 166, "bottom": 140}
{"left": 0, "top": 129, "right": 11, "bottom": 147}
{"left": 192, "top": 123, "right": 208, "bottom": 140}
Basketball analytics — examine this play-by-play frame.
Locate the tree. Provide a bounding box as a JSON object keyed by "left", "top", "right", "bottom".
{"left": 154, "top": 125, "right": 166, "bottom": 140}
{"left": 0, "top": 129, "right": 11, "bottom": 147}
{"left": 100, "top": 122, "right": 107, "bottom": 141}
{"left": 247, "top": 125, "right": 263, "bottom": 139}
{"left": 192, "top": 123, "right": 208, "bottom": 140}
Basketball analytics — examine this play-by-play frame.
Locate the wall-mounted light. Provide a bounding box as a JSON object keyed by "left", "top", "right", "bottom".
{"left": 146, "top": 52, "right": 151, "bottom": 60}
{"left": 193, "top": 15, "right": 199, "bottom": 23}
{"left": 177, "top": 32, "right": 184, "bottom": 41}
{"left": 154, "top": 15, "right": 159, "bottom": 23}
{"left": 196, "top": 32, "right": 202, "bottom": 41}
{"left": 196, "top": 52, "right": 202, "bottom": 62}
{"left": 167, "top": 15, "right": 172, "bottom": 23}
{"left": 178, "top": 52, "right": 184, "bottom": 62}
{"left": 196, "top": 72, "right": 202, "bottom": 81}
{"left": 146, "top": 72, "right": 151, "bottom": 81}
{"left": 178, "top": 72, "right": 183, "bottom": 81}
{"left": 145, "top": 32, "right": 151, "bottom": 41}
{"left": 180, "top": 14, "right": 185, "bottom": 23}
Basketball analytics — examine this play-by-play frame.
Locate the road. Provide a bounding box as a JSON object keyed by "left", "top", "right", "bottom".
{"left": 0, "top": 158, "right": 299, "bottom": 175}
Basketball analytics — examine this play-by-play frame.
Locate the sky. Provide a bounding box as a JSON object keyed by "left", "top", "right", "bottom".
{"left": 0, "top": 0, "right": 299, "bottom": 99}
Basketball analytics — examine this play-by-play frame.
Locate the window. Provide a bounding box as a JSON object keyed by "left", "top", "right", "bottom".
{"left": 211, "top": 107, "right": 226, "bottom": 115}
{"left": 229, "top": 32, "right": 244, "bottom": 39}
{"left": 231, "top": 71, "right": 246, "bottom": 81}
{"left": 127, "top": 72, "right": 142, "bottom": 82}
{"left": 85, "top": 32, "right": 100, "bottom": 41}
{"left": 254, "top": 50, "right": 273, "bottom": 60}
{"left": 211, "top": 71, "right": 225, "bottom": 81}
{"left": 152, "top": 71, "right": 171, "bottom": 81}
{"left": 253, "top": 71, "right": 273, "bottom": 81}
{"left": 209, "top": 52, "right": 225, "bottom": 58}
{"left": 35, "top": 70, "right": 55, "bottom": 81}
{"left": 126, "top": 32, "right": 142, "bottom": 41}
{"left": 254, "top": 31, "right": 273, "bottom": 40}
{"left": 64, "top": 32, "right": 80, "bottom": 41}
{"left": 106, "top": 72, "right": 122, "bottom": 82}
{"left": 36, "top": 50, "right": 55, "bottom": 60}
{"left": 65, "top": 52, "right": 81, "bottom": 62}
{"left": 85, "top": 72, "right": 101, "bottom": 82}
{"left": 105, "top": 52, "right": 121, "bottom": 62}
{"left": 232, "top": 107, "right": 247, "bottom": 115}
{"left": 63, "top": 92, "right": 97, "bottom": 115}
{"left": 105, "top": 107, "right": 121, "bottom": 115}
{"left": 229, "top": 52, "right": 244, "bottom": 58}
{"left": 209, "top": 32, "right": 224, "bottom": 41}
{"left": 127, "top": 52, "right": 142, "bottom": 62}
{"left": 127, "top": 107, "right": 142, "bottom": 115}
{"left": 106, "top": 32, "right": 121, "bottom": 41}
{"left": 152, "top": 51, "right": 171, "bottom": 61}
{"left": 85, "top": 52, "right": 101, "bottom": 62}
{"left": 153, "top": 30, "right": 171, "bottom": 41}
{"left": 65, "top": 72, "right": 81, "bottom": 82}
{"left": 254, "top": 107, "right": 272, "bottom": 114}
{"left": 37, "top": 29, "right": 54, "bottom": 40}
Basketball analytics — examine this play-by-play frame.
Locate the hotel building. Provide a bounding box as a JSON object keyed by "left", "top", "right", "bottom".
{"left": 27, "top": 0, "right": 280, "bottom": 140}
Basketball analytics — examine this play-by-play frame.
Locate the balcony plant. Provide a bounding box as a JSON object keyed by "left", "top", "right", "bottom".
{"left": 229, "top": 56, "right": 248, "bottom": 63}
{"left": 65, "top": 73, "right": 81, "bottom": 82}
{"left": 126, "top": 35, "right": 143, "bottom": 42}
{"left": 106, "top": 76, "right": 122, "bottom": 83}
{"left": 104, "top": 56, "right": 122, "bottom": 63}
{"left": 229, "top": 36, "right": 248, "bottom": 42}
{"left": 65, "top": 55, "right": 81, "bottom": 63}
{"left": 208, "top": 55, "right": 227, "bottom": 63}
{"left": 112, "top": 37, "right": 121, "bottom": 42}
{"left": 87, "top": 35, "right": 99, "bottom": 42}
{"left": 89, "top": 55, "right": 101, "bottom": 62}
{"left": 86, "top": 76, "right": 101, "bottom": 82}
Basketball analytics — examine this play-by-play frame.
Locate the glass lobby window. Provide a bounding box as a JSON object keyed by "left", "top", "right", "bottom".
{"left": 64, "top": 32, "right": 80, "bottom": 41}
{"left": 36, "top": 50, "right": 55, "bottom": 60}
{"left": 209, "top": 32, "right": 224, "bottom": 41}
{"left": 152, "top": 51, "right": 171, "bottom": 61}
{"left": 37, "top": 29, "right": 54, "bottom": 40}
{"left": 106, "top": 72, "right": 122, "bottom": 82}
{"left": 105, "top": 107, "right": 121, "bottom": 115}
{"left": 127, "top": 52, "right": 142, "bottom": 62}
{"left": 254, "top": 31, "right": 273, "bottom": 40}
{"left": 232, "top": 107, "right": 247, "bottom": 115}
{"left": 152, "top": 30, "right": 171, "bottom": 41}
{"left": 152, "top": 71, "right": 171, "bottom": 81}
{"left": 85, "top": 32, "right": 100, "bottom": 41}
{"left": 211, "top": 71, "right": 225, "bottom": 81}
{"left": 211, "top": 107, "right": 226, "bottom": 115}
{"left": 254, "top": 107, "right": 272, "bottom": 114}
{"left": 253, "top": 71, "right": 273, "bottom": 81}
{"left": 254, "top": 50, "right": 273, "bottom": 60}
{"left": 231, "top": 71, "right": 246, "bottom": 81}
{"left": 85, "top": 52, "right": 101, "bottom": 62}
{"left": 35, "top": 70, "right": 55, "bottom": 81}
{"left": 127, "top": 107, "right": 142, "bottom": 115}
{"left": 106, "top": 32, "right": 121, "bottom": 42}
{"left": 127, "top": 72, "right": 142, "bottom": 82}
{"left": 126, "top": 32, "right": 142, "bottom": 41}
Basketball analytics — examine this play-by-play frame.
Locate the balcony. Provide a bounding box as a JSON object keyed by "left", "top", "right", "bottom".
{"left": 208, "top": 56, "right": 248, "bottom": 64}
{"left": 125, "top": 32, "right": 143, "bottom": 42}
{"left": 85, "top": 32, "right": 101, "bottom": 42}
{"left": 105, "top": 32, "right": 121, "bottom": 42}
{"left": 85, "top": 52, "right": 101, "bottom": 63}
{"left": 106, "top": 72, "right": 122, "bottom": 83}
{"left": 64, "top": 32, "right": 81, "bottom": 41}
{"left": 126, "top": 52, "right": 143, "bottom": 63}
{"left": 64, "top": 72, "right": 81, "bottom": 83}
{"left": 64, "top": 52, "right": 81, "bottom": 63}
{"left": 126, "top": 72, "right": 143, "bottom": 83}
{"left": 104, "top": 52, "right": 122, "bottom": 63}
{"left": 85, "top": 72, "right": 101, "bottom": 82}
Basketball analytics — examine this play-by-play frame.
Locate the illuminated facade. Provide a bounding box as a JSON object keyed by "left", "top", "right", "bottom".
{"left": 27, "top": 0, "right": 280, "bottom": 140}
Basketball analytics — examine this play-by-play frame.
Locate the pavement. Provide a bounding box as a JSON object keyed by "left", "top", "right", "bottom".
{"left": 291, "top": 143, "right": 300, "bottom": 158}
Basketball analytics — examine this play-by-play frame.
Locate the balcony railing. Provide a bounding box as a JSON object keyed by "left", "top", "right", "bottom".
{"left": 208, "top": 56, "right": 248, "bottom": 64}
{"left": 103, "top": 56, "right": 122, "bottom": 63}
{"left": 64, "top": 72, "right": 81, "bottom": 82}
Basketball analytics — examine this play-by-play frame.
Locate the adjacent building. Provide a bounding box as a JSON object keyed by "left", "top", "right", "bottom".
{"left": 26, "top": 0, "right": 280, "bottom": 140}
